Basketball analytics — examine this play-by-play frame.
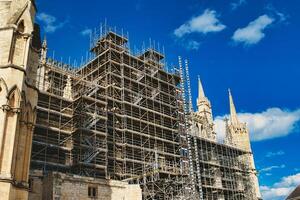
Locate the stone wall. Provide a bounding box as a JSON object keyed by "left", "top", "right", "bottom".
{"left": 29, "top": 171, "right": 142, "bottom": 200}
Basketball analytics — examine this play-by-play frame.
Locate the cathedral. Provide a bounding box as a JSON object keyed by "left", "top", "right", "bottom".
{"left": 0, "top": 0, "right": 39, "bottom": 199}
{"left": 0, "top": 0, "right": 261, "bottom": 199}
{"left": 188, "top": 78, "right": 261, "bottom": 199}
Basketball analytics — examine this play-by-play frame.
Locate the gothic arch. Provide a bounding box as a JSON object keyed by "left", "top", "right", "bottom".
{"left": 0, "top": 78, "right": 8, "bottom": 94}
{"left": 7, "top": 1, "right": 33, "bottom": 33}
{"left": 0, "top": 78, "right": 8, "bottom": 106}
{"left": 25, "top": 102, "right": 34, "bottom": 124}
{"left": 7, "top": 85, "right": 21, "bottom": 109}
{"left": 17, "top": 20, "right": 25, "bottom": 33}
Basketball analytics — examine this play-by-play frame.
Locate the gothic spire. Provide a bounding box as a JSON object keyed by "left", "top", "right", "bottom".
{"left": 198, "top": 76, "right": 205, "bottom": 100}
{"left": 196, "top": 76, "right": 213, "bottom": 124}
{"left": 228, "top": 89, "right": 239, "bottom": 125}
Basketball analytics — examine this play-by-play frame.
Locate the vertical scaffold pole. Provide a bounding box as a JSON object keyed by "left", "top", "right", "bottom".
{"left": 179, "top": 57, "right": 196, "bottom": 197}
{"left": 184, "top": 58, "right": 204, "bottom": 200}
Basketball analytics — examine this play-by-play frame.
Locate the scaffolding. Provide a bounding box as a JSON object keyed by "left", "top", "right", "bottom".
{"left": 184, "top": 112, "right": 258, "bottom": 199}
{"left": 186, "top": 134, "right": 256, "bottom": 200}
{"left": 180, "top": 56, "right": 258, "bottom": 199}
{"left": 30, "top": 24, "right": 259, "bottom": 200}
{"left": 32, "top": 58, "right": 108, "bottom": 177}
{"left": 31, "top": 25, "right": 192, "bottom": 199}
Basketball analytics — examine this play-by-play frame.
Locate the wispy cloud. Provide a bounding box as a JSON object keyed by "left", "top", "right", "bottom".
{"left": 231, "top": 0, "right": 246, "bottom": 10}
{"left": 80, "top": 28, "right": 92, "bottom": 37}
{"left": 37, "top": 12, "right": 67, "bottom": 33}
{"left": 260, "top": 164, "right": 286, "bottom": 173}
{"left": 266, "top": 151, "right": 285, "bottom": 158}
{"left": 261, "top": 173, "right": 300, "bottom": 200}
{"left": 232, "top": 15, "right": 274, "bottom": 45}
{"left": 266, "top": 4, "right": 288, "bottom": 23}
{"left": 214, "top": 108, "right": 300, "bottom": 142}
{"left": 186, "top": 40, "right": 201, "bottom": 50}
{"left": 174, "top": 9, "right": 226, "bottom": 38}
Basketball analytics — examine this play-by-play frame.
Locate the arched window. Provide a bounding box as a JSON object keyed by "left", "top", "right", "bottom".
{"left": 11, "top": 20, "right": 26, "bottom": 65}
{"left": 9, "top": 93, "right": 15, "bottom": 107}
{"left": 7, "top": 86, "right": 21, "bottom": 109}
{"left": 0, "top": 78, "right": 8, "bottom": 108}
{"left": 0, "top": 79, "right": 7, "bottom": 94}
{"left": 17, "top": 20, "right": 25, "bottom": 33}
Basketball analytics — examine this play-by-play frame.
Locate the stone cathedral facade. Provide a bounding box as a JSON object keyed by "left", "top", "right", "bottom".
{"left": 188, "top": 78, "right": 262, "bottom": 199}
{"left": 0, "top": 1, "right": 262, "bottom": 199}
{"left": 0, "top": 0, "right": 40, "bottom": 199}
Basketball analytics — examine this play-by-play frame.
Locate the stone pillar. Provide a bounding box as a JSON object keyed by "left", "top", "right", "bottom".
{"left": 0, "top": 0, "right": 40, "bottom": 199}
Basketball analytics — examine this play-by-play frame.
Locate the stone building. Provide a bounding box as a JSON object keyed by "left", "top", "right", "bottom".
{"left": 28, "top": 27, "right": 187, "bottom": 199}
{"left": 0, "top": 0, "right": 40, "bottom": 199}
{"left": 187, "top": 78, "right": 262, "bottom": 199}
{"left": 0, "top": 1, "right": 262, "bottom": 199}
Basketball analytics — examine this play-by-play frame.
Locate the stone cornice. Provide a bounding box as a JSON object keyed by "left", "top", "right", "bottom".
{"left": 0, "top": 177, "right": 29, "bottom": 190}
{"left": 25, "top": 80, "right": 39, "bottom": 92}
{"left": 1, "top": 104, "right": 21, "bottom": 114}
{"left": 0, "top": 24, "right": 18, "bottom": 31}
{"left": 0, "top": 64, "right": 39, "bottom": 91}
{"left": 0, "top": 64, "right": 26, "bottom": 74}
{"left": 0, "top": 25, "right": 33, "bottom": 37}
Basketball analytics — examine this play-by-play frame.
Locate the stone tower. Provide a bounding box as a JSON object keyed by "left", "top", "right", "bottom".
{"left": 225, "top": 90, "right": 262, "bottom": 199}
{"left": 225, "top": 89, "right": 251, "bottom": 150}
{"left": 196, "top": 77, "right": 213, "bottom": 124}
{"left": 192, "top": 77, "right": 216, "bottom": 141}
{"left": 0, "top": 0, "right": 40, "bottom": 199}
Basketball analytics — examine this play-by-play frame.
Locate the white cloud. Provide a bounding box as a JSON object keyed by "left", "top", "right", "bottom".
{"left": 275, "top": 173, "right": 300, "bottom": 188}
{"left": 261, "top": 186, "right": 294, "bottom": 200}
{"left": 260, "top": 164, "right": 285, "bottom": 173}
{"left": 186, "top": 40, "right": 200, "bottom": 50}
{"left": 37, "top": 13, "right": 56, "bottom": 25}
{"left": 231, "top": 0, "right": 246, "bottom": 10}
{"left": 266, "top": 4, "right": 288, "bottom": 23}
{"left": 214, "top": 117, "right": 227, "bottom": 142}
{"left": 232, "top": 15, "right": 274, "bottom": 45}
{"left": 261, "top": 173, "right": 300, "bottom": 200}
{"left": 214, "top": 108, "right": 300, "bottom": 142}
{"left": 266, "top": 150, "right": 285, "bottom": 158}
{"left": 81, "top": 28, "right": 92, "bottom": 37}
{"left": 174, "top": 9, "right": 226, "bottom": 38}
{"left": 37, "top": 12, "right": 66, "bottom": 33}
{"left": 276, "top": 12, "right": 288, "bottom": 23}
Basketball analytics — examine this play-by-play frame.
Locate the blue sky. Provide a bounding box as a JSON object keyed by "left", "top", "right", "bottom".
{"left": 35, "top": 0, "right": 300, "bottom": 199}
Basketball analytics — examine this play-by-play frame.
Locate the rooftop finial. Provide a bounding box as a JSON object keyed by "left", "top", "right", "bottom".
{"left": 228, "top": 89, "right": 239, "bottom": 125}
{"left": 41, "top": 36, "right": 48, "bottom": 64}
{"left": 42, "top": 35, "right": 47, "bottom": 48}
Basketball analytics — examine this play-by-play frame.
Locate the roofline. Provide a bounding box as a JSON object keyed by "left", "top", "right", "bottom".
{"left": 31, "top": 0, "right": 38, "bottom": 12}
